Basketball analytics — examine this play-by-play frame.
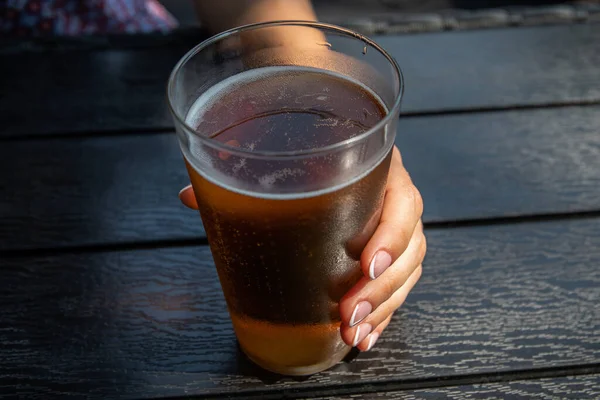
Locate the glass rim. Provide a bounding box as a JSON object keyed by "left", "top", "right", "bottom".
{"left": 166, "top": 20, "right": 404, "bottom": 158}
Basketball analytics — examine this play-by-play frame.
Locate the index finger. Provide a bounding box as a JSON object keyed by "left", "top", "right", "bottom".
{"left": 361, "top": 146, "right": 423, "bottom": 280}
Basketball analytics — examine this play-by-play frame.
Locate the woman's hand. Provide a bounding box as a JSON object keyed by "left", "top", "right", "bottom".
{"left": 179, "top": 146, "right": 425, "bottom": 352}
{"left": 337, "top": 146, "right": 425, "bottom": 351}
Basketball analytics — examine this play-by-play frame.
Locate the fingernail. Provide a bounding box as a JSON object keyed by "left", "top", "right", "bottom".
{"left": 366, "top": 332, "right": 379, "bottom": 351}
{"left": 352, "top": 323, "right": 372, "bottom": 347}
{"left": 369, "top": 251, "right": 392, "bottom": 280}
{"left": 178, "top": 184, "right": 192, "bottom": 198}
{"left": 349, "top": 301, "right": 372, "bottom": 327}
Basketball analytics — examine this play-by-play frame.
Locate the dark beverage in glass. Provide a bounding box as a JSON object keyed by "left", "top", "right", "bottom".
{"left": 168, "top": 22, "right": 403, "bottom": 375}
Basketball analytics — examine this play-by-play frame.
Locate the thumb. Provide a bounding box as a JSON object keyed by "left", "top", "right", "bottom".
{"left": 178, "top": 185, "right": 199, "bottom": 210}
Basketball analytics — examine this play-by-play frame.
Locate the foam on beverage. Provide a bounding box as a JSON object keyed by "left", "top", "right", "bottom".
{"left": 184, "top": 66, "right": 389, "bottom": 200}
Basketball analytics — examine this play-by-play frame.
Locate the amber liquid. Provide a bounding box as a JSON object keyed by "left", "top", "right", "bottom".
{"left": 185, "top": 67, "right": 391, "bottom": 375}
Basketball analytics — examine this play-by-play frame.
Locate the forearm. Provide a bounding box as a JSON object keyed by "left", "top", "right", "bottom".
{"left": 193, "top": 0, "right": 316, "bottom": 34}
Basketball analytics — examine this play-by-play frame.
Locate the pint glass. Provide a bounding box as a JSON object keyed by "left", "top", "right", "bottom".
{"left": 167, "top": 21, "right": 403, "bottom": 375}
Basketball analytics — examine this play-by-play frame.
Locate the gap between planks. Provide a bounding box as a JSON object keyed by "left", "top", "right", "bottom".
{"left": 1, "top": 211, "right": 600, "bottom": 258}
{"left": 2, "top": 99, "right": 600, "bottom": 142}
{"left": 156, "top": 363, "right": 600, "bottom": 400}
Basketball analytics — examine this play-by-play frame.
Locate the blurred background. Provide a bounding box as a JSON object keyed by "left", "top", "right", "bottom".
{"left": 162, "top": 0, "right": 599, "bottom": 29}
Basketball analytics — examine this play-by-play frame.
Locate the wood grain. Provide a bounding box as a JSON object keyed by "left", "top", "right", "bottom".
{"left": 378, "top": 23, "right": 600, "bottom": 115}
{"left": 0, "top": 47, "right": 184, "bottom": 138}
{"left": 1, "top": 219, "right": 598, "bottom": 398}
{"left": 1, "top": 24, "right": 599, "bottom": 137}
{"left": 0, "top": 134, "right": 193, "bottom": 251}
{"left": 2, "top": 106, "right": 600, "bottom": 251}
{"left": 397, "top": 106, "right": 600, "bottom": 222}
{"left": 315, "top": 375, "right": 600, "bottom": 399}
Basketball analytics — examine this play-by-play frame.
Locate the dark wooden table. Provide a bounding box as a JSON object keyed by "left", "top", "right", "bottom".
{"left": 1, "top": 18, "right": 600, "bottom": 400}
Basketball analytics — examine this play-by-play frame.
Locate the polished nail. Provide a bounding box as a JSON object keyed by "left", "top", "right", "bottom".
{"left": 366, "top": 332, "right": 379, "bottom": 351}
{"left": 349, "top": 301, "right": 372, "bottom": 327}
{"left": 369, "top": 251, "right": 392, "bottom": 279}
{"left": 352, "top": 323, "right": 373, "bottom": 347}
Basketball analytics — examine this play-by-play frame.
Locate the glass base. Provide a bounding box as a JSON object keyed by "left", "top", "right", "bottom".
{"left": 243, "top": 344, "right": 351, "bottom": 376}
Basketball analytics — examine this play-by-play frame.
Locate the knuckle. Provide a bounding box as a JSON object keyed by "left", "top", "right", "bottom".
{"left": 410, "top": 185, "right": 424, "bottom": 217}
{"left": 396, "top": 226, "right": 412, "bottom": 253}
{"left": 381, "top": 221, "right": 411, "bottom": 256}
{"left": 417, "top": 234, "right": 427, "bottom": 263}
{"left": 380, "top": 274, "right": 398, "bottom": 302}
{"left": 384, "top": 313, "right": 394, "bottom": 326}
{"left": 369, "top": 301, "right": 395, "bottom": 328}
{"left": 392, "top": 146, "right": 402, "bottom": 162}
{"left": 414, "top": 264, "right": 423, "bottom": 280}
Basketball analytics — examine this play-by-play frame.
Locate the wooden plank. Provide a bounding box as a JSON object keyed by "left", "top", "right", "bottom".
{"left": 397, "top": 106, "right": 600, "bottom": 222}
{"left": 1, "top": 219, "right": 599, "bottom": 398}
{"left": 379, "top": 23, "right": 600, "bottom": 114}
{"left": 314, "top": 375, "right": 600, "bottom": 399}
{"left": 1, "top": 24, "right": 599, "bottom": 137}
{"left": 0, "top": 134, "right": 193, "bottom": 251}
{"left": 2, "top": 106, "right": 600, "bottom": 251}
{"left": 0, "top": 47, "right": 185, "bottom": 137}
